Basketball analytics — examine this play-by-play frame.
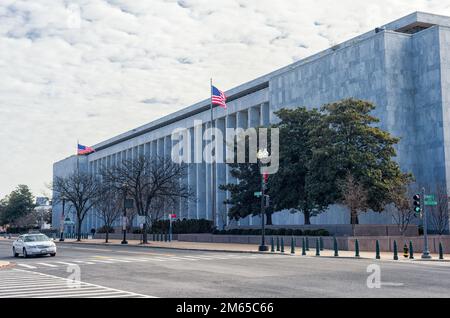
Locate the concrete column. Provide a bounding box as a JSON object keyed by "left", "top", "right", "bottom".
{"left": 249, "top": 106, "right": 261, "bottom": 128}
{"left": 225, "top": 114, "right": 237, "bottom": 228}
{"left": 248, "top": 107, "right": 261, "bottom": 226}
{"left": 205, "top": 122, "right": 212, "bottom": 221}
{"left": 151, "top": 140, "right": 157, "bottom": 158}
{"left": 261, "top": 102, "right": 270, "bottom": 126}
{"left": 188, "top": 127, "right": 198, "bottom": 219}
{"left": 216, "top": 117, "right": 227, "bottom": 229}
{"left": 195, "top": 123, "right": 207, "bottom": 220}
{"left": 236, "top": 110, "right": 249, "bottom": 226}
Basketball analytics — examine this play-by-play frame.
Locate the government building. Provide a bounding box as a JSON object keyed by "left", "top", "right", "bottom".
{"left": 52, "top": 12, "right": 450, "bottom": 233}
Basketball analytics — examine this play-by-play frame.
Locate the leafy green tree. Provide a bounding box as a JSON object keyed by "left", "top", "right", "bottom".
{"left": 307, "top": 99, "right": 412, "bottom": 224}
{"left": 219, "top": 160, "right": 272, "bottom": 224}
{"left": 268, "top": 108, "right": 326, "bottom": 224}
{"left": 0, "top": 185, "right": 35, "bottom": 226}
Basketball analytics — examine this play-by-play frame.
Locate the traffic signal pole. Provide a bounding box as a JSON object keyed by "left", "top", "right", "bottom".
{"left": 421, "top": 187, "right": 431, "bottom": 259}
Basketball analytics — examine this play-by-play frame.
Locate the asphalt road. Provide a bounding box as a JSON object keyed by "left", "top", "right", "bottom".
{"left": 0, "top": 239, "right": 449, "bottom": 298}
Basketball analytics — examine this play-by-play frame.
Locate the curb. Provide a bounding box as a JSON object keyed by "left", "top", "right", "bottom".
{"left": 56, "top": 241, "right": 268, "bottom": 255}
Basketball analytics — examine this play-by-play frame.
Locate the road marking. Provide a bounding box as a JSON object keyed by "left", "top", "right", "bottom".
{"left": 16, "top": 263, "right": 37, "bottom": 269}
{"left": 55, "top": 261, "right": 77, "bottom": 266}
{"left": 0, "top": 269, "right": 154, "bottom": 298}
{"left": 105, "top": 258, "right": 132, "bottom": 263}
{"left": 36, "top": 262, "right": 58, "bottom": 268}
{"left": 89, "top": 259, "right": 114, "bottom": 263}
{"left": 73, "top": 260, "right": 96, "bottom": 265}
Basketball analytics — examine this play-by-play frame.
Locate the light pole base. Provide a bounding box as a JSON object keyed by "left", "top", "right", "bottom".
{"left": 258, "top": 245, "right": 269, "bottom": 252}
{"left": 421, "top": 253, "right": 432, "bottom": 259}
{"left": 59, "top": 238, "right": 65, "bottom": 242}
{"left": 121, "top": 240, "right": 128, "bottom": 245}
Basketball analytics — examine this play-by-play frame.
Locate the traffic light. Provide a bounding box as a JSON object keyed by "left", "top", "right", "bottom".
{"left": 413, "top": 194, "right": 421, "bottom": 215}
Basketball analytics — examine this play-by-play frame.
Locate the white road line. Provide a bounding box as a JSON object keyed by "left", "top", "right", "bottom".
{"left": 89, "top": 259, "right": 114, "bottom": 263}
{"left": 136, "top": 257, "right": 166, "bottom": 262}
{"left": 105, "top": 258, "right": 132, "bottom": 263}
{"left": 167, "top": 256, "right": 200, "bottom": 261}
{"left": 54, "top": 261, "right": 77, "bottom": 266}
{"left": 16, "top": 264, "right": 37, "bottom": 269}
{"left": 0, "top": 269, "right": 154, "bottom": 298}
{"left": 36, "top": 262, "right": 59, "bottom": 268}
{"left": 73, "top": 260, "right": 96, "bottom": 265}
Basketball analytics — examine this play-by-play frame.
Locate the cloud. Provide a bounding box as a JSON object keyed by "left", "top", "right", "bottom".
{"left": 0, "top": 0, "right": 449, "bottom": 196}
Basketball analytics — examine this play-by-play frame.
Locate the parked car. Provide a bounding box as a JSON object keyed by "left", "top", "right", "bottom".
{"left": 12, "top": 233, "right": 56, "bottom": 258}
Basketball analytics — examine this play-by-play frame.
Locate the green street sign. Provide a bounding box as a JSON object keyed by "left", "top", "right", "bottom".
{"left": 424, "top": 194, "right": 437, "bottom": 206}
{"left": 254, "top": 192, "right": 262, "bottom": 197}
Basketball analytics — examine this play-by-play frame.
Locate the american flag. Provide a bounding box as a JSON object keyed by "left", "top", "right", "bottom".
{"left": 77, "top": 144, "right": 95, "bottom": 155}
{"left": 211, "top": 85, "right": 227, "bottom": 109}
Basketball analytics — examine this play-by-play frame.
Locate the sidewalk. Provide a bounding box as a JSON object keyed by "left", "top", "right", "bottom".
{"left": 58, "top": 239, "right": 450, "bottom": 262}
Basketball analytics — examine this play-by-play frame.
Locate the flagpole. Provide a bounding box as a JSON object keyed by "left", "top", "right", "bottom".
{"left": 210, "top": 78, "right": 216, "bottom": 228}
{"left": 76, "top": 139, "right": 80, "bottom": 175}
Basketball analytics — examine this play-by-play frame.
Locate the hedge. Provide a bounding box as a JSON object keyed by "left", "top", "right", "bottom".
{"left": 212, "top": 228, "right": 330, "bottom": 236}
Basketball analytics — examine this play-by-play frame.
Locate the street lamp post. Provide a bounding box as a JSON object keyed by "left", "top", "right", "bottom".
{"left": 59, "top": 198, "right": 65, "bottom": 242}
{"left": 257, "top": 149, "right": 269, "bottom": 252}
{"left": 121, "top": 183, "right": 128, "bottom": 245}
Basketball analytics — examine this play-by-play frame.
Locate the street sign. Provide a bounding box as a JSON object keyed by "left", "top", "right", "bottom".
{"left": 424, "top": 195, "right": 437, "bottom": 206}
{"left": 169, "top": 214, "right": 177, "bottom": 219}
{"left": 254, "top": 192, "right": 262, "bottom": 197}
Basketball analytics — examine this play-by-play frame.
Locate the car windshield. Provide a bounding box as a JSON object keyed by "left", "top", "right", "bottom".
{"left": 23, "top": 235, "right": 49, "bottom": 242}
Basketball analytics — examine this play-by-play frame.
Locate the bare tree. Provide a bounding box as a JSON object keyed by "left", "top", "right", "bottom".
{"left": 52, "top": 171, "right": 100, "bottom": 241}
{"left": 340, "top": 174, "right": 369, "bottom": 231}
{"left": 93, "top": 181, "right": 123, "bottom": 243}
{"left": 430, "top": 184, "right": 449, "bottom": 235}
{"left": 388, "top": 181, "right": 416, "bottom": 236}
{"left": 101, "top": 156, "right": 192, "bottom": 243}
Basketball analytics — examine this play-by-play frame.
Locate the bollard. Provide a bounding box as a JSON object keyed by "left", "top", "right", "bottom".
{"left": 271, "top": 237, "right": 274, "bottom": 252}
{"left": 281, "top": 237, "right": 285, "bottom": 253}
{"left": 375, "top": 240, "right": 380, "bottom": 259}
{"left": 164, "top": 233, "right": 168, "bottom": 242}
{"left": 409, "top": 241, "right": 414, "bottom": 259}
{"left": 302, "top": 237, "right": 306, "bottom": 256}
{"left": 276, "top": 237, "right": 280, "bottom": 252}
{"left": 305, "top": 237, "right": 310, "bottom": 251}
{"left": 168, "top": 233, "right": 171, "bottom": 242}
{"left": 290, "top": 237, "right": 295, "bottom": 254}
{"left": 403, "top": 244, "right": 409, "bottom": 258}
{"left": 439, "top": 242, "right": 444, "bottom": 260}
{"left": 355, "top": 239, "right": 360, "bottom": 257}
{"left": 393, "top": 240, "right": 398, "bottom": 260}
{"left": 319, "top": 237, "right": 324, "bottom": 251}
{"left": 315, "top": 238, "right": 320, "bottom": 256}
{"left": 333, "top": 236, "right": 339, "bottom": 257}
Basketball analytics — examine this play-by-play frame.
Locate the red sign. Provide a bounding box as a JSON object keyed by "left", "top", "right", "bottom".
{"left": 169, "top": 214, "right": 177, "bottom": 219}
{"left": 263, "top": 172, "right": 269, "bottom": 183}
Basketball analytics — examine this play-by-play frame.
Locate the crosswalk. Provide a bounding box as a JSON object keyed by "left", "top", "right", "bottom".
{"left": 0, "top": 269, "right": 152, "bottom": 298}
{"left": 13, "top": 253, "right": 277, "bottom": 271}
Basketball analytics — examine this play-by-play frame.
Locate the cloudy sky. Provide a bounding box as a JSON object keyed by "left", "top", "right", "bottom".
{"left": 0, "top": 0, "right": 449, "bottom": 198}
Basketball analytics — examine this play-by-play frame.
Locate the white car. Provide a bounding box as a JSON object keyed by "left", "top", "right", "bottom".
{"left": 12, "top": 234, "right": 57, "bottom": 258}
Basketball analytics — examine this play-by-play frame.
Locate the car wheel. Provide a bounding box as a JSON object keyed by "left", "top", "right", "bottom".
{"left": 23, "top": 248, "right": 28, "bottom": 258}
{"left": 13, "top": 247, "right": 18, "bottom": 258}
{"left": 50, "top": 253, "right": 56, "bottom": 257}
